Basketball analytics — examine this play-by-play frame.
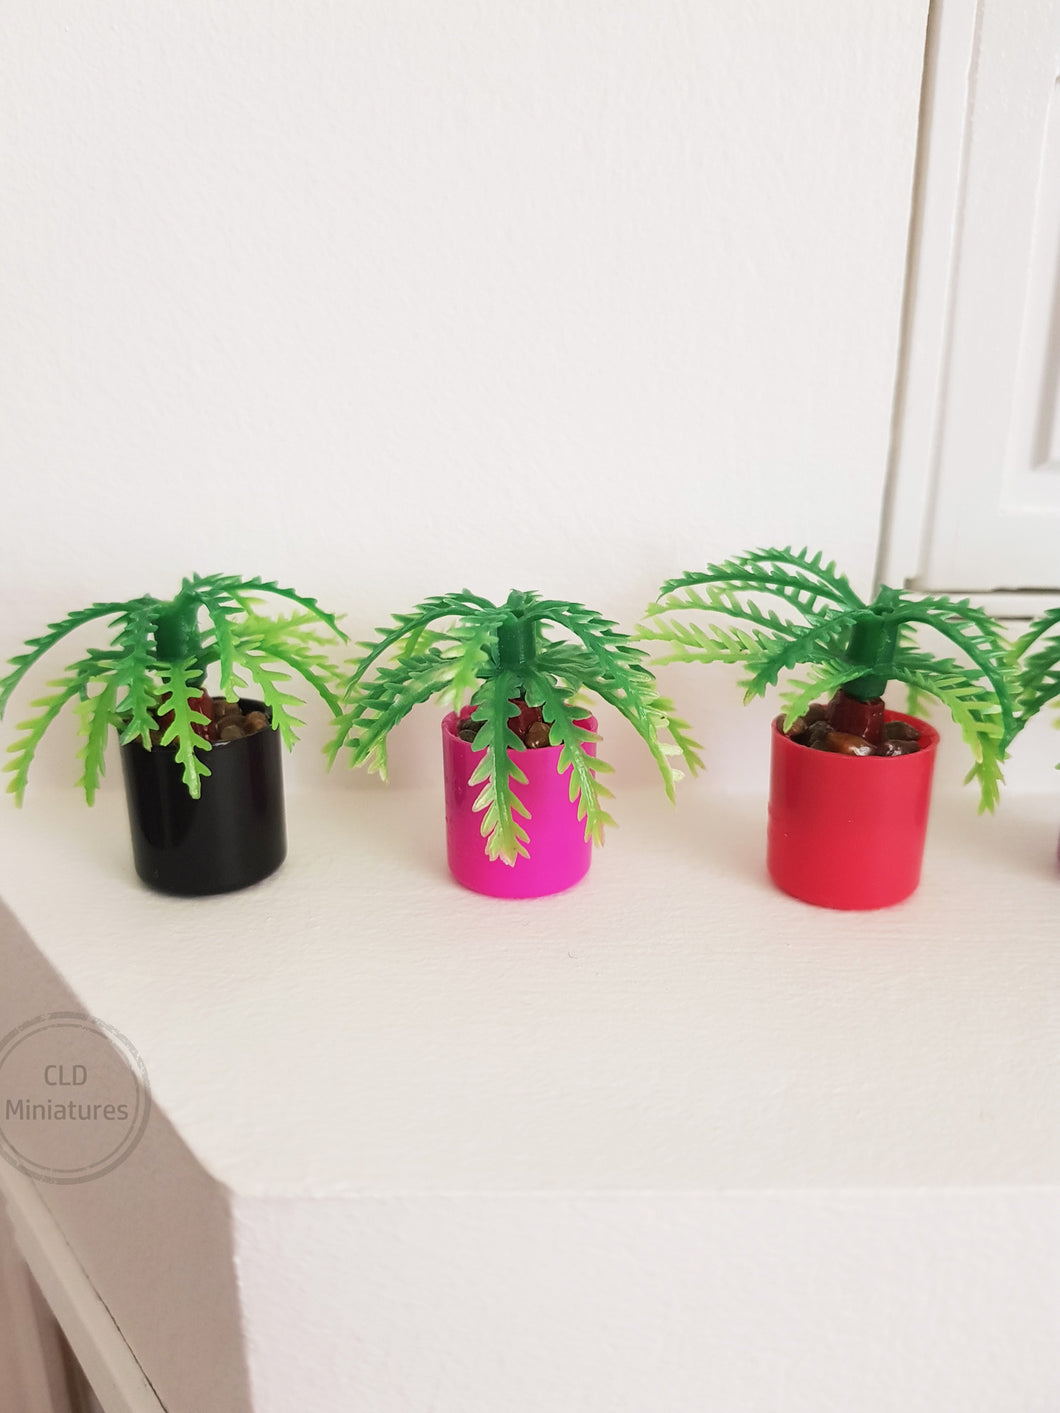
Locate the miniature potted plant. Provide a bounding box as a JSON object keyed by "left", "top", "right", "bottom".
{"left": 1009, "top": 607, "right": 1060, "bottom": 855}
{"left": 638, "top": 547, "right": 1017, "bottom": 909}
{"left": 327, "top": 588, "right": 702, "bottom": 897}
{"left": 1, "top": 573, "right": 346, "bottom": 895}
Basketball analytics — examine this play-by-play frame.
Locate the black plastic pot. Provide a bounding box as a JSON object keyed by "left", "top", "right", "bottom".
{"left": 119, "top": 700, "right": 287, "bottom": 896}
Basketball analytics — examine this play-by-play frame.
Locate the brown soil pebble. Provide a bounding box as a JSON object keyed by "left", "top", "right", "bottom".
{"left": 789, "top": 698, "right": 922, "bottom": 757}
{"left": 455, "top": 702, "right": 559, "bottom": 747}
{"left": 824, "top": 731, "right": 874, "bottom": 756}
{"left": 875, "top": 739, "right": 919, "bottom": 757}
{"left": 803, "top": 720, "right": 836, "bottom": 750}
{"left": 145, "top": 696, "right": 270, "bottom": 747}
{"left": 213, "top": 701, "right": 271, "bottom": 743}
{"left": 507, "top": 699, "right": 543, "bottom": 741}
{"left": 785, "top": 702, "right": 831, "bottom": 742}
{"left": 882, "top": 719, "right": 920, "bottom": 743}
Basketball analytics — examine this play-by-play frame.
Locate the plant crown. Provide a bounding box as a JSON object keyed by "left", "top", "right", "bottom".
{"left": 0, "top": 574, "right": 346, "bottom": 803}
{"left": 639, "top": 546, "right": 1017, "bottom": 810}
{"left": 327, "top": 588, "right": 702, "bottom": 863}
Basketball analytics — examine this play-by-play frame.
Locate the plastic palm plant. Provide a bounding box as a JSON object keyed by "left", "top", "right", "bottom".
{"left": 1010, "top": 608, "right": 1060, "bottom": 763}
{"left": 638, "top": 547, "right": 1018, "bottom": 809}
{"left": 0, "top": 574, "right": 346, "bottom": 804}
{"left": 327, "top": 588, "right": 702, "bottom": 863}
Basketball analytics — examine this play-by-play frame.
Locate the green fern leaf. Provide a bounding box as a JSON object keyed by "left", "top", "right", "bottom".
{"left": 110, "top": 600, "right": 160, "bottom": 747}
{"left": 774, "top": 662, "right": 859, "bottom": 729}
{"left": 437, "top": 620, "right": 493, "bottom": 706}
{"left": 648, "top": 584, "right": 824, "bottom": 647}
{"left": 235, "top": 617, "right": 345, "bottom": 718}
{"left": 656, "top": 546, "right": 862, "bottom": 620}
{"left": 198, "top": 574, "right": 348, "bottom": 645}
{"left": 75, "top": 679, "right": 120, "bottom": 805}
{"left": 342, "top": 591, "right": 500, "bottom": 699}
{"left": 636, "top": 614, "right": 768, "bottom": 666}
{"left": 1011, "top": 609, "right": 1060, "bottom": 733}
{"left": 532, "top": 643, "right": 602, "bottom": 691}
{"left": 738, "top": 608, "right": 865, "bottom": 702}
{"left": 467, "top": 670, "right": 530, "bottom": 864}
{"left": 895, "top": 597, "right": 1018, "bottom": 746}
{"left": 156, "top": 660, "right": 212, "bottom": 799}
{"left": 333, "top": 651, "right": 453, "bottom": 777}
{"left": 2, "top": 668, "right": 89, "bottom": 805}
{"left": 893, "top": 660, "right": 1006, "bottom": 811}
{"left": 235, "top": 651, "right": 304, "bottom": 750}
{"left": 194, "top": 581, "right": 242, "bottom": 693}
{"left": 649, "top": 696, "right": 705, "bottom": 777}
{"left": 528, "top": 670, "right": 615, "bottom": 847}
{"left": 542, "top": 601, "right": 703, "bottom": 792}
{"left": 0, "top": 601, "right": 137, "bottom": 718}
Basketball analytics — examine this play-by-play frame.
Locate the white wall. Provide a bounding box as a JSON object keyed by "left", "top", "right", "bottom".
{"left": 0, "top": 0, "right": 929, "bottom": 796}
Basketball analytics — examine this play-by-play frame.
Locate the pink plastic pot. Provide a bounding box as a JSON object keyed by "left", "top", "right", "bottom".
{"left": 766, "top": 710, "right": 940, "bottom": 910}
{"left": 442, "top": 708, "right": 598, "bottom": 898}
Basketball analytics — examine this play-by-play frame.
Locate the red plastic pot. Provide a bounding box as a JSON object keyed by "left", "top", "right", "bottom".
{"left": 442, "top": 707, "right": 597, "bottom": 899}
{"left": 766, "top": 710, "right": 939, "bottom": 910}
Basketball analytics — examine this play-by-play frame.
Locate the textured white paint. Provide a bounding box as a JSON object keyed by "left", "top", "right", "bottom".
{"left": 3, "top": 788, "right": 1058, "bottom": 1198}
{"left": 0, "top": 0, "right": 928, "bottom": 799}
{"left": 11, "top": 4, "right": 1056, "bottom": 1410}
{"left": 0, "top": 791, "right": 1057, "bottom": 1407}
{"left": 0, "top": 787, "right": 1058, "bottom": 1408}
{"left": 233, "top": 1191, "right": 1060, "bottom": 1413}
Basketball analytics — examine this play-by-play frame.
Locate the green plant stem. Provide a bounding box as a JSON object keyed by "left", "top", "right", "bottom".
{"left": 843, "top": 616, "right": 897, "bottom": 702}
{"left": 154, "top": 594, "right": 206, "bottom": 674}
{"left": 496, "top": 613, "right": 538, "bottom": 673}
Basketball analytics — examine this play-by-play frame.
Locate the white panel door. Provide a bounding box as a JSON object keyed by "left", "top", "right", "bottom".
{"left": 918, "top": 0, "right": 1060, "bottom": 591}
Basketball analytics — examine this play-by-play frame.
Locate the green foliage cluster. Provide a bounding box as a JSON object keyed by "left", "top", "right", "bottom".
{"left": 327, "top": 589, "right": 702, "bottom": 864}
{"left": 1011, "top": 608, "right": 1060, "bottom": 764}
{"left": 9, "top": 560, "right": 1054, "bottom": 845}
{"left": 0, "top": 574, "right": 346, "bottom": 803}
{"left": 639, "top": 546, "right": 1018, "bottom": 810}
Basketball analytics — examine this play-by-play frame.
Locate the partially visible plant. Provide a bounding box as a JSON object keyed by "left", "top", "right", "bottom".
{"left": 638, "top": 546, "right": 1018, "bottom": 809}
{"left": 0, "top": 574, "right": 346, "bottom": 803}
{"left": 1010, "top": 607, "right": 1060, "bottom": 764}
{"left": 327, "top": 588, "right": 702, "bottom": 863}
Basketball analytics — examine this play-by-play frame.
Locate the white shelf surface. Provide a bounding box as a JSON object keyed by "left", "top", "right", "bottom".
{"left": 1, "top": 785, "right": 1059, "bottom": 1413}
{"left": 1, "top": 785, "right": 1058, "bottom": 1195}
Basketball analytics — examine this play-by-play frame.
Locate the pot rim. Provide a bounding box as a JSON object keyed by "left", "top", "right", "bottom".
{"left": 443, "top": 706, "right": 598, "bottom": 760}
{"left": 771, "top": 708, "right": 940, "bottom": 761}
{"left": 119, "top": 698, "right": 274, "bottom": 753}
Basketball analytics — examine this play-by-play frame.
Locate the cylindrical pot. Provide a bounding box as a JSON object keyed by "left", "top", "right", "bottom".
{"left": 120, "top": 699, "right": 287, "bottom": 896}
{"left": 442, "top": 708, "right": 597, "bottom": 899}
{"left": 766, "top": 710, "right": 940, "bottom": 910}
